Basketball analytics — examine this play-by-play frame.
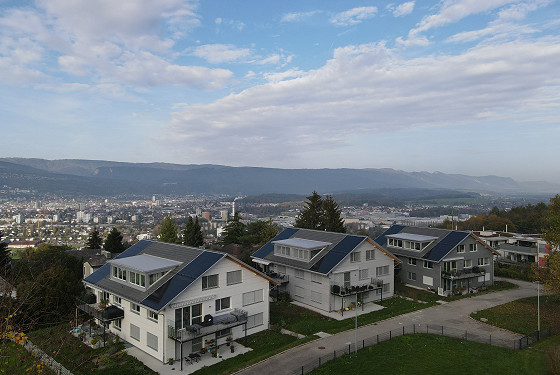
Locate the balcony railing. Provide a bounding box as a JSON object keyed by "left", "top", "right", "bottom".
{"left": 265, "top": 272, "right": 289, "bottom": 285}
{"left": 330, "top": 278, "right": 383, "bottom": 296}
{"left": 75, "top": 299, "right": 124, "bottom": 323}
{"left": 167, "top": 308, "right": 248, "bottom": 342}
{"left": 441, "top": 267, "right": 485, "bottom": 279}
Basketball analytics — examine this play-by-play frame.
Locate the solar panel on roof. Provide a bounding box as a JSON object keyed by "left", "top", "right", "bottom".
{"left": 142, "top": 251, "right": 225, "bottom": 311}
{"left": 311, "top": 235, "right": 365, "bottom": 274}
{"left": 374, "top": 225, "right": 405, "bottom": 246}
{"left": 424, "top": 231, "right": 469, "bottom": 261}
{"left": 252, "top": 227, "right": 299, "bottom": 259}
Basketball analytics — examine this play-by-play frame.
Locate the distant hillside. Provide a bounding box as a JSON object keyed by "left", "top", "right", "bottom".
{"left": 0, "top": 158, "right": 558, "bottom": 197}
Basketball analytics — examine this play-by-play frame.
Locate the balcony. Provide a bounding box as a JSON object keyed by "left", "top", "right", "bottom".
{"left": 265, "top": 272, "right": 289, "bottom": 285}
{"left": 330, "top": 278, "right": 383, "bottom": 297}
{"left": 76, "top": 299, "right": 124, "bottom": 323}
{"left": 167, "top": 308, "right": 248, "bottom": 342}
{"left": 441, "top": 267, "right": 484, "bottom": 280}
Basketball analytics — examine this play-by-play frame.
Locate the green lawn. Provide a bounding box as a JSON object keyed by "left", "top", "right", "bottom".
{"left": 395, "top": 280, "right": 518, "bottom": 303}
{"left": 308, "top": 334, "right": 560, "bottom": 375}
{"left": 471, "top": 296, "right": 560, "bottom": 335}
{"left": 0, "top": 342, "right": 56, "bottom": 375}
{"left": 27, "top": 323, "right": 156, "bottom": 375}
{"left": 192, "top": 330, "right": 316, "bottom": 375}
{"left": 271, "top": 297, "right": 436, "bottom": 335}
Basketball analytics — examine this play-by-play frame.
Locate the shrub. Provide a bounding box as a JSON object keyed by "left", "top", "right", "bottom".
{"left": 547, "top": 346, "right": 560, "bottom": 375}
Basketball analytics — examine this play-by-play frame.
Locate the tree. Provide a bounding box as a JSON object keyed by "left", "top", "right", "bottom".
{"left": 295, "top": 191, "right": 324, "bottom": 230}
{"left": 321, "top": 195, "right": 346, "bottom": 233}
{"left": 538, "top": 194, "right": 560, "bottom": 295}
{"left": 104, "top": 227, "right": 125, "bottom": 253}
{"left": 85, "top": 228, "right": 103, "bottom": 249}
{"left": 183, "top": 216, "right": 204, "bottom": 247}
{"left": 220, "top": 212, "right": 246, "bottom": 246}
{"left": 158, "top": 215, "right": 179, "bottom": 243}
{"left": 242, "top": 219, "right": 279, "bottom": 248}
{"left": 0, "top": 231, "right": 10, "bottom": 277}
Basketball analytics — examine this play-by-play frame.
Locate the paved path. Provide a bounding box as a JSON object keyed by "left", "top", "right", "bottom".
{"left": 236, "top": 278, "right": 538, "bottom": 375}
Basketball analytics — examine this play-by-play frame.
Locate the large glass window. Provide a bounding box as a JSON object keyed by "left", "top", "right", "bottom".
{"left": 174, "top": 303, "right": 203, "bottom": 329}
{"left": 215, "top": 297, "right": 231, "bottom": 312}
{"left": 130, "top": 271, "right": 145, "bottom": 287}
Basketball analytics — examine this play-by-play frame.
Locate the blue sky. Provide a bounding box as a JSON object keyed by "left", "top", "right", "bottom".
{"left": 1, "top": 0, "right": 559, "bottom": 183}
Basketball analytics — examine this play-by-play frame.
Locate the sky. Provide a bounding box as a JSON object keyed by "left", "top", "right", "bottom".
{"left": 1, "top": 0, "right": 559, "bottom": 183}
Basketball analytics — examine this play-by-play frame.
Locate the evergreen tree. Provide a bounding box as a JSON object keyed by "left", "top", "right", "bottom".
{"left": 536, "top": 194, "right": 560, "bottom": 295}
{"left": 85, "top": 228, "right": 103, "bottom": 249}
{"left": 182, "top": 216, "right": 195, "bottom": 245}
{"left": 158, "top": 215, "right": 179, "bottom": 243}
{"left": 295, "top": 191, "right": 324, "bottom": 230}
{"left": 220, "top": 212, "right": 246, "bottom": 245}
{"left": 104, "top": 227, "right": 125, "bottom": 253}
{"left": 192, "top": 217, "right": 204, "bottom": 247}
{"left": 0, "top": 231, "right": 10, "bottom": 277}
{"left": 322, "top": 195, "right": 346, "bottom": 233}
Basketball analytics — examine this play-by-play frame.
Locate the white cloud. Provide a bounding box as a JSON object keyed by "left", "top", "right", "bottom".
{"left": 192, "top": 44, "right": 252, "bottom": 64}
{"left": 393, "top": 2, "right": 415, "bottom": 17}
{"left": 281, "top": 11, "right": 320, "bottom": 23}
{"left": 165, "top": 37, "right": 560, "bottom": 165}
{"left": 330, "top": 7, "right": 378, "bottom": 26}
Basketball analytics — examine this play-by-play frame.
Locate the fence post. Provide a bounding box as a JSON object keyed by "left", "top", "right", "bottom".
{"left": 377, "top": 334, "right": 379, "bottom": 344}
{"left": 302, "top": 366, "right": 304, "bottom": 375}
{"left": 348, "top": 343, "right": 351, "bottom": 354}
{"left": 362, "top": 339, "right": 365, "bottom": 349}
{"left": 403, "top": 326, "right": 405, "bottom": 336}
{"left": 413, "top": 324, "right": 415, "bottom": 334}
{"left": 441, "top": 326, "right": 444, "bottom": 336}
{"left": 489, "top": 335, "right": 491, "bottom": 346}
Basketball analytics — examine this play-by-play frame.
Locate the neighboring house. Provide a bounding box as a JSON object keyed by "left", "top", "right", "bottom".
{"left": 251, "top": 228, "right": 399, "bottom": 316}
{"left": 7, "top": 240, "right": 42, "bottom": 258}
{"left": 375, "top": 225, "right": 499, "bottom": 296}
{"left": 66, "top": 248, "right": 114, "bottom": 280}
{"left": 80, "top": 240, "right": 273, "bottom": 365}
{"left": 475, "top": 231, "right": 550, "bottom": 266}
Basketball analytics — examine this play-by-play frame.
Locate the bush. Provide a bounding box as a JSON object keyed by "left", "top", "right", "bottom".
{"left": 547, "top": 346, "right": 560, "bottom": 375}
{"left": 495, "top": 262, "right": 534, "bottom": 281}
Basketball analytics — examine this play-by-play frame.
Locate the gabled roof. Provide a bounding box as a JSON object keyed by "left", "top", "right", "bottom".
{"left": 374, "top": 225, "right": 499, "bottom": 262}
{"left": 252, "top": 228, "right": 397, "bottom": 275}
{"left": 84, "top": 240, "right": 272, "bottom": 312}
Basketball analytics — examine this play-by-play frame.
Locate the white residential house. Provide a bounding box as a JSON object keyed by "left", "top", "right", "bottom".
{"left": 80, "top": 240, "right": 273, "bottom": 367}
{"left": 251, "top": 228, "right": 400, "bottom": 316}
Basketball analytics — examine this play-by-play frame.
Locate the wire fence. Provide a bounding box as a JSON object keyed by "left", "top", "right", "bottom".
{"left": 287, "top": 324, "right": 555, "bottom": 375}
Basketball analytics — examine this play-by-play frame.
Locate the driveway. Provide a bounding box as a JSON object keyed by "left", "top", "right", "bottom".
{"left": 236, "top": 278, "right": 538, "bottom": 375}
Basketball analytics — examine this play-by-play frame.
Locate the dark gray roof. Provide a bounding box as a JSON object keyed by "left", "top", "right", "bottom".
{"left": 374, "top": 225, "right": 474, "bottom": 262}
{"left": 252, "top": 228, "right": 367, "bottom": 275}
{"left": 66, "top": 249, "right": 110, "bottom": 268}
{"left": 84, "top": 240, "right": 225, "bottom": 312}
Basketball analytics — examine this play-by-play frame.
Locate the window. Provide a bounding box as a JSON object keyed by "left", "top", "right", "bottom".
{"left": 99, "top": 291, "right": 109, "bottom": 302}
{"left": 130, "top": 324, "right": 140, "bottom": 341}
{"left": 242, "top": 289, "right": 263, "bottom": 306}
{"left": 216, "top": 328, "right": 231, "bottom": 339}
{"left": 382, "top": 283, "right": 390, "bottom": 293}
{"left": 294, "top": 286, "right": 305, "bottom": 299}
{"left": 376, "top": 265, "right": 390, "bottom": 277}
{"left": 113, "top": 296, "right": 121, "bottom": 305}
{"left": 246, "top": 313, "right": 264, "bottom": 329}
{"left": 275, "top": 245, "right": 291, "bottom": 257}
{"left": 174, "top": 304, "right": 203, "bottom": 330}
{"left": 408, "top": 258, "right": 417, "bottom": 266}
{"left": 113, "top": 319, "right": 121, "bottom": 330}
{"left": 295, "top": 269, "right": 304, "bottom": 279}
{"left": 215, "top": 297, "right": 231, "bottom": 312}
{"left": 464, "top": 259, "right": 472, "bottom": 268}
{"left": 423, "top": 261, "right": 433, "bottom": 269}
{"left": 457, "top": 245, "right": 465, "bottom": 253}
{"left": 147, "top": 332, "right": 158, "bottom": 351}
{"left": 408, "top": 272, "right": 417, "bottom": 281}
{"left": 366, "top": 249, "right": 375, "bottom": 261}
{"left": 443, "top": 261, "right": 457, "bottom": 272}
{"left": 131, "top": 303, "right": 140, "bottom": 314}
{"left": 469, "top": 243, "right": 478, "bottom": 252}
{"left": 478, "top": 257, "right": 490, "bottom": 266}
{"left": 130, "top": 271, "right": 145, "bottom": 287}
{"left": 149, "top": 272, "right": 164, "bottom": 285}
{"left": 311, "top": 273, "right": 322, "bottom": 284}
{"left": 310, "top": 291, "right": 322, "bottom": 303}
{"left": 113, "top": 266, "right": 127, "bottom": 281}
{"left": 148, "top": 310, "right": 158, "bottom": 321}
{"left": 350, "top": 252, "right": 361, "bottom": 263}
{"left": 227, "top": 270, "right": 242, "bottom": 285}
{"left": 202, "top": 274, "right": 219, "bottom": 290}
{"left": 359, "top": 269, "right": 369, "bottom": 280}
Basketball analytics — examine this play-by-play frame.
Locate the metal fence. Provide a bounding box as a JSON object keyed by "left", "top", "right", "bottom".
{"left": 517, "top": 326, "right": 555, "bottom": 350}
{"left": 287, "top": 324, "right": 554, "bottom": 375}
{"left": 19, "top": 338, "right": 74, "bottom": 375}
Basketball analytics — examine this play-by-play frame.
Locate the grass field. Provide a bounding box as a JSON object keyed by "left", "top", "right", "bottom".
{"left": 271, "top": 297, "right": 436, "bottom": 335}
{"left": 471, "top": 295, "right": 560, "bottom": 335}
{"left": 0, "top": 342, "right": 56, "bottom": 375}
{"left": 308, "top": 334, "right": 560, "bottom": 375}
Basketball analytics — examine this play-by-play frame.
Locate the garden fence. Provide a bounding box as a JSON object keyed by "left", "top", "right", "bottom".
{"left": 19, "top": 338, "right": 74, "bottom": 375}
{"left": 287, "top": 323, "right": 550, "bottom": 375}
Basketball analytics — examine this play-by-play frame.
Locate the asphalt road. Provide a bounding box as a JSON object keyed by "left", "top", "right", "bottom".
{"left": 236, "top": 278, "right": 538, "bottom": 375}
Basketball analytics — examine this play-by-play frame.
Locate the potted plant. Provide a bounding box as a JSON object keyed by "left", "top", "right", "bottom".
{"left": 167, "top": 358, "right": 174, "bottom": 365}
{"left": 98, "top": 299, "right": 108, "bottom": 310}
{"left": 226, "top": 335, "right": 233, "bottom": 346}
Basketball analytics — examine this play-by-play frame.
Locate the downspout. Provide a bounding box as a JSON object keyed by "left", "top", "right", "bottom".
{"left": 161, "top": 311, "right": 165, "bottom": 364}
